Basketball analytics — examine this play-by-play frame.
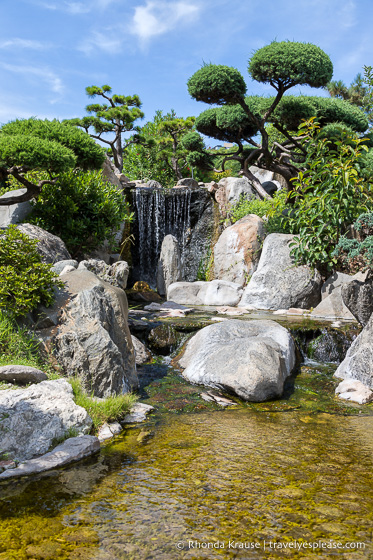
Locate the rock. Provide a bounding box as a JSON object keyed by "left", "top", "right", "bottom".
{"left": 78, "top": 259, "right": 129, "bottom": 290}
{"left": 334, "top": 313, "right": 373, "bottom": 389}
{"left": 147, "top": 180, "right": 163, "bottom": 189}
{"left": 52, "top": 260, "right": 78, "bottom": 275}
{"left": 176, "top": 178, "right": 199, "bottom": 188}
{"left": 178, "top": 319, "right": 296, "bottom": 402}
{"left": 131, "top": 335, "right": 152, "bottom": 365}
{"left": 97, "top": 422, "right": 122, "bottom": 442}
{"left": 262, "top": 180, "right": 281, "bottom": 196}
{"left": 60, "top": 265, "right": 76, "bottom": 275}
{"left": 213, "top": 214, "right": 266, "bottom": 286}
{"left": 321, "top": 271, "right": 354, "bottom": 300}
{"left": 123, "top": 402, "right": 154, "bottom": 423}
{"left": 249, "top": 166, "right": 275, "bottom": 184}
{"left": 239, "top": 233, "right": 322, "bottom": 310}
{"left": 0, "top": 189, "right": 33, "bottom": 227}
{"left": 0, "top": 436, "right": 100, "bottom": 480}
{"left": 168, "top": 280, "right": 243, "bottom": 306}
{"left": 0, "top": 379, "right": 92, "bottom": 462}
{"left": 148, "top": 324, "right": 182, "bottom": 355}
{"left": 0, "top": 365, "right": 47, "bottom": 384}
{"left": 216, "top": 176, "right": 258, "bottom": 215}
{"left": 341, "top": 271, "right": 373, "bottom": 326}
{"left": 36, "top": 270, "right": 137, "bottom": 398}
{"left": 206, "top": 181, "right": 219, "bottom": 194}
{"left": 101, "top": 156, "right": 122, "bottom": 189}
{"left": 311, "top": 286, "right": 356, "bottom": 320}
{"left": 156, "top": 235, "right": 182, "bottom": 296}
{"left": 16, "top": 223, "right": 71, "bottom": 263}
{"left": 335, "top": 379, "right": 373, "bottom": 405}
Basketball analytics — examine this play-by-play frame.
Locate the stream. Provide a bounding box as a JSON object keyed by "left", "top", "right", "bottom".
{"left": 0, "top": 310, "right": 372, "bottom": 560}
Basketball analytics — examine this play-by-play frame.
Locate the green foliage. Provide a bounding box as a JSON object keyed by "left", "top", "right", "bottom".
{"left": 67, "top": 85, "right": 144, "bottom": 172}
{"left": 0, "top": 118, "right": 105, "bottom": 171}
{"left": 248, "top": 41, "right": 333, "bottom": 89}
{"left": 187, "top": 64, "right": 247, "bottom": 104}
{"left": 229, "top": 190, "right": 290, "bottom": 233}
{"left": 70, "top": 376, "right": 138, "bottom": 432}
{"left": 195, "top": 106, "right": 258, "bottom": 143}
{"left": 286, "top": 119, "right": 372, "bottom": 272}
{"left": 334, "top": 212, "right": 373, "bottom": 273}
{"left": 29, "top": 170, "right": 131, "bottom": 258}
{"left": 325, "top": 72, "right": 373, "bottom": 129}
{"left": 0, "top": 226, "right": 62, "bottom": 318}
{"left": 309, "top": 96, "right": 369, "bottom": 132}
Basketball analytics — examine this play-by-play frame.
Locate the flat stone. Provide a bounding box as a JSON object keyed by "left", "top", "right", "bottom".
{"left": 97, "top": 422, "right": 123, "bottom": 442}
{"left": 335, "top": 379, "right": 373, "bottom": 405}
{"left": 123, "top": 403, "right": 154, "bottom": 423}
{"left": 0, "top": 365, "right": 47, "bottom": 384}
{"left": 287, "top": 308, "right": 307, "bottom": 315}
{"left": 311, "top": 286, "right": 356, "bottom": 320}
{"left": 0, "top": 436, "right": 100, "bottom": 479}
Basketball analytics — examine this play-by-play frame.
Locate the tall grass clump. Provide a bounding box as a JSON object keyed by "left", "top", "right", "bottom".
{"left": 69, "top": 376, "right": 138, "bottom": 431}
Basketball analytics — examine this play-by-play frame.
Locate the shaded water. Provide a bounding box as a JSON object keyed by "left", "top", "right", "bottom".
{"left": 1, "top": 405, "right": 372, "bottom": 559}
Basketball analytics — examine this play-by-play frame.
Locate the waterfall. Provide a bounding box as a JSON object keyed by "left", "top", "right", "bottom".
{"left": 131, "top": 187, "right": 192, "bottom": 287}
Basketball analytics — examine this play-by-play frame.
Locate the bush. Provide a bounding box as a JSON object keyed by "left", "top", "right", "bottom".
{"left": 333, "top": 212, "right": 373, "bottom": 273}
{"left": 29, "top": 169, "right": 132, "bottom": 257}
{"left": 0, "top": 225, "right": 62, "bottom": 318}
{"left": 229, "top": 190, "right": 290, "bottom": 233}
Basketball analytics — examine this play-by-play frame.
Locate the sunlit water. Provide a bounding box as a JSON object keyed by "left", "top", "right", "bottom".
{"left": 0, "top": 406, "right": 372, "bottom": 560}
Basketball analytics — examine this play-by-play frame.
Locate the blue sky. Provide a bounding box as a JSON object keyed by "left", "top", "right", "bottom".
{"left": 0, "top": 0, "right": 372, "bottom": 133}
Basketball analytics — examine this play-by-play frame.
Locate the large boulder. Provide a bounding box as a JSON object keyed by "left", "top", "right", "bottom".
{"left": 213, "top": 214, "right": 266, "bottom": 286}
{"left": 178, "top": 319, "right": 296, "bottom": 401}
{"left": 239, "top": 233, "right": 322, "bottom": 310}
{"left": 0, "top": 189, "right": 33, "bottom": 227}
{"left": 78, "top": 259, "right": 129, "bottom": 290}
{"left": 334, "top": 313, "right": 373, "bottom": 389}
{"left": 0, "top": 379, "right": 92, "bottom": 462}
{"left": 156, "top": 235, "right": 182, "bottom": 296}
{"left": 168, "top": 280, "right": 243, "bottom": 306}
{"left": 341, "top": 272, "right": 373, "bottom": 326}
{"left": 35, "top": 269, "right": 138, "bottom": 397}
{"left": 16, "top": 223, "right": 71, "bottom": 263}
{"left": 215, "top": 176, "right": 258, "bottom": 216}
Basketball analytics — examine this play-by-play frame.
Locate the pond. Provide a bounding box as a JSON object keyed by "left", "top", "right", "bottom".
{"left": 0, "top": 356, "right": 372, "bottom": 560}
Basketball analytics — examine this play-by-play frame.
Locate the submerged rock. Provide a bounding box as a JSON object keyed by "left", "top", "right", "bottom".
{"left": 178, "top": 319, "right": 296, "bottom": 402}
{"left": 239, "top": 234, "right": 322, "bottom": 310}
{"left": 0, "top": 379, "right": 92, "bottom": 462}
{"left": 148, "top": 324, "right": 182, "bottom": 355}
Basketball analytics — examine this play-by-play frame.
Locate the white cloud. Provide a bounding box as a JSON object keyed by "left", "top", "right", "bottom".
{"left": 131, "top": 1, "right": 200, "bottom": 42}
{"left": 33, "top": 0, "right": 117, "bottom": 13}
{"left": 0, "top": 38, "right": 49, "bottom": 50}
{"left": 0, "top": 63, "right": 64, "bottom": 100}
{"left": 78, "top": 30, "right": 124, "bottom": 54}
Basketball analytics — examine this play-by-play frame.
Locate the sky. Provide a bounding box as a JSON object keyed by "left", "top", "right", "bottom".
{"left": 0, "top": 0, "right": 372, "bottom": 134}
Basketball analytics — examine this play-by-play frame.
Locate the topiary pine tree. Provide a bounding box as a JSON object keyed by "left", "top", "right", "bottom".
{"left": 186, "top": 41, "right": 369, "bottom": 199}
{"left": 66, "top": 85, "right": 145, "bottom": 173}
{"left": 0, "top": 118, "right": 105, "bottom": 206}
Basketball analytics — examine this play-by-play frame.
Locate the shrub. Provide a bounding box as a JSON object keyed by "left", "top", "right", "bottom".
{"left": 229, "top": 190, "right": 290, "bottom": 233}
{"left": 333, "top": 212, "right": 373, "bottom": 273}
{"left": 0, "top": 225, "right": 62, "bottom": 318}
{"left": 29, "top": 169, "right": 132, "bottom": 257}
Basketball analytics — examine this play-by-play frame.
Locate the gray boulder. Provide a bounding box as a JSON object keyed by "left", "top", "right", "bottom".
{"left": 213, "top": 214, "right": 265, "bottom": 286}
{"left": 36, "top": 269, "right": 138, "bottom": 397}
{"left": 178, "top": 319, "right": 296, "bottom": 401}
{"left": 78, "top": 258, "right": 129, "bottom": 290}
{"left": 147, "top": 180, "right": 163, "bottom": 189}
{"left": 52, "top": 260, "right": 79, "bottom": 275}
{"left": 0, "top": 379, "right": 92, "bottom": 462}
{"left": 168, "top": 280, "right": 243, "bottom": 306}
{"left": 16, "top": 223, "right": 71, "bottom": 263}
{"left": 321, "top": 271, "right": 354, "bottom": 300}
{"left": 217, "top": 176, "right": 258, "bottom": 207}
{"left": 157, "top": 234, "right": 182, "bottom": 296}
{"left": 0, "top": 435, "right": 100, "bottom": 480}
{"left": 0, "top": 189, "right": 33, "bottom": 227}
{"left": 341, "top": 272, "right": 373, "bottom": 326}
{"left": 311, "top": 286, "right": 356, "bottom": 320}
{"left": 176, "top": 178, "right": 199, "bottom": 188}
{"left": 334, "top": 313, "right": 373, "bottom": 389}
{"left": 239, "top": 233, "right": 322, "bottom": 310}
{"left": 0, "top": 365, "right": 47, "bottom": 385}
{"left": 131, "top": 335, "right": 152, "bottom": 365}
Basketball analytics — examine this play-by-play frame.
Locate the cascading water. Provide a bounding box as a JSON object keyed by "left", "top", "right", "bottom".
{"left": 131, "top": 187, "right": 192, "bottom": 287}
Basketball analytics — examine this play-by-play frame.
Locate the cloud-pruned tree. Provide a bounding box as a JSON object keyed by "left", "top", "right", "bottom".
{"left": 185, "top": 41, "right": 369, "bottom": 199}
